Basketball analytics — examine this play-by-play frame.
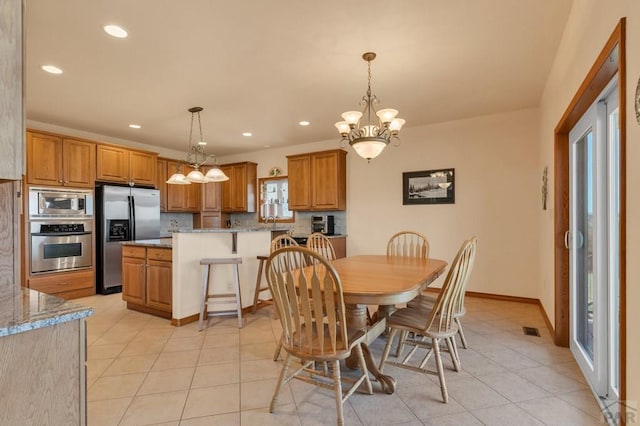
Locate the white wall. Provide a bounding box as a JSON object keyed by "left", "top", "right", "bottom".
{"left": 221, "top": 108, "right": 541, "bottom": 298}
{"left": 537, "top": 0, "right": 638, "bottom": 406}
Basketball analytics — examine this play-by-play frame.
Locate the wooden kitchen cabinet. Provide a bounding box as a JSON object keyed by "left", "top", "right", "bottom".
{"left": 156, "top": 158, "right": 168, "bottom": 211}
{"left": 287, "top": 149, "right": 347, "bottom": 211}
{"left": 28, "top": 269, "right": 95, "bottom": 299}
{"left": 122, "top": 245, "right": 172, "bottom": 318}
{"left": 96, "top": 144, "right": 157, "bottom": 186}
{"left": 193, "top": 166, "right": 228, "bottom": 229}
{"left": 220, "top": 162, "right": 257, "bottom": 213}
{"left": 165, "top": 160, "right": 201, "bottom": 212}
{"left": 27, "top": 131, "right": 96, "bottom": 188}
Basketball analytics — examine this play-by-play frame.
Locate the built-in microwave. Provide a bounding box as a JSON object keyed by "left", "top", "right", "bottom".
{"left": 29, "top": 187, "right": 94, "bottom": 219}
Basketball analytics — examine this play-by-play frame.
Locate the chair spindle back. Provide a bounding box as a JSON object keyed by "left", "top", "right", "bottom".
{"left": 387, "top": 231, "right": 429, "bottom": 259}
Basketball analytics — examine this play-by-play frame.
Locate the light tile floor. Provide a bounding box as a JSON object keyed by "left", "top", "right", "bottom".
{"left": 78, "top": 294, "right": 604, "bottom": 425}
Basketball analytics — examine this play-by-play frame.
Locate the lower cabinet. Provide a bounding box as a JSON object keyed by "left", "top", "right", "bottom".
{"left": 330, "top": 236, "right": 347, "bottom": 259}
{"left": 28, "top": 269, "right": 95, "bottom": 299}
{"left": 122, "top": 245, "right": 172, "bottom": 318}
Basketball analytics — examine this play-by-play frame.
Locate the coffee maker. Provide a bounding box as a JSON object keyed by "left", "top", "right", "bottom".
{"left": 311, "top": 215, "right": 335, "bottom": 235}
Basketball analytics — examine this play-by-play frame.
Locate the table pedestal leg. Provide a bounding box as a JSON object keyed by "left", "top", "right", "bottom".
{"left": 345, "top": 304, "right": 396, "bottom": 394}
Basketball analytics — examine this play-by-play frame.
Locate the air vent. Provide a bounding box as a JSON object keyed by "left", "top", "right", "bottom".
{"left": 522, "top": 326, "right": 540, "bottom": 337}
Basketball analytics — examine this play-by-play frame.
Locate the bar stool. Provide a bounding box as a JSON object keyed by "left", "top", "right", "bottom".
{"left": 199, "top": 257, "right": 243, "bottom": 331}
{"left": 251, "top": 255, "right": 270, "bottom": 313}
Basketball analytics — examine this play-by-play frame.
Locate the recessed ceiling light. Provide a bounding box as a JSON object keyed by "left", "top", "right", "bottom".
{"left": 242, "top": 132, "right": 253, "bottom": 137}
{"left": 299, "top": 121, "right": 310, "bottom": 126}
{"left": 41, "top": 65, "right": 63, "bottom": 74}
{"left": 263, "top": 145, "right": 271, "bottom": 148}
{"left": 129, "top": 124, "right": 141, "bottom": 129}
{"left": 103, "top": 24, "right": 128, "bottom": 38}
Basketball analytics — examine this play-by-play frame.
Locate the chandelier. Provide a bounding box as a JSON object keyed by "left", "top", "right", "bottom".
{"left": 335, "top": 52, "right": 405, "bottom": 162}
{"left": 166, "top": 107, "right": 229, "bottom": 185}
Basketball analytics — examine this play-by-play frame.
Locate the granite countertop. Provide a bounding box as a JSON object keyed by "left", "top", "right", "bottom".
{"left": 122, "top": 238, "right": 173, "bottom": 248}
{"left": 0, "top": 287, "right": 93, "bottom": 337}
{"left": 172, "top": 227, "right": 292, "bottom": 233}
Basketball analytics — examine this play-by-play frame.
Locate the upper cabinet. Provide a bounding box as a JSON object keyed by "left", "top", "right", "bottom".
{"left": 201, "top": 166, "right": 222, "bottom": 212}
{"left": 220, "top": 162, "right": 257, "bottom": 213}
{"left": 164, "top": 160, "right": 201, "bottom": 212}
{"left": 156, "top": 158, "right": 168, "bottom": 212}
{"left": 96, "top": 144, "right": 157, "bottom": 186}
{"left": 287, "top": 149, "right": 347, "bottom": 211}
{"left": 27, "top": 131, "right": 96, "bottom": 188}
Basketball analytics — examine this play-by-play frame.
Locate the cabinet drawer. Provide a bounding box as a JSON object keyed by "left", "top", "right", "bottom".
{"left": 148, "top": 248, "right": 172, "bottom": 261}
{"left": 122, "top": 246, "right": 146, "bottom": 258}
{"left": 29, "top": 270, "right": 94, "bottom": 295}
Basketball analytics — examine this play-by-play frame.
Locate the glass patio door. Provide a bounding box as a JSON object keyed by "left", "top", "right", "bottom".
{"left": 568, "top": 77, "right": 619, "bottom": 402}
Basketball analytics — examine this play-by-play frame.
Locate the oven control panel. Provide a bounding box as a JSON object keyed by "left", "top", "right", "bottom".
{"left": 38, "top": 223, "right": 86, "bottom": 234}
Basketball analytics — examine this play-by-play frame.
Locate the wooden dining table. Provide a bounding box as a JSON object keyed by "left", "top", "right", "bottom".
{"left": 330, "top": 255, "right": 448, "bottom": 393}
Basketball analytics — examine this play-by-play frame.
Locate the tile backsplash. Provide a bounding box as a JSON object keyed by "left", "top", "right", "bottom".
{"left": 160, "top": 213, "right": 193, "bottom": 235}
{"left": 228, "top": 211, "right": 346, "bottom": 236}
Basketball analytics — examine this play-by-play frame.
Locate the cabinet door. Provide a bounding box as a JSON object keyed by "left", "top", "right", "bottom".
{"left": 62, "top": 138, "right": 95, "bottom": 187}
{"left": 287, "top": 155, "right": 311, "bottom": 210}
{"left": 185, "top": 182, "right": 201, "bottom": 212}
{"left": 231, "top": 164, "right": 247, "bottom": 211}
{"left": 96, "top": 145, "right": 129, "bottom": 183}
{"left": 157, "top": 159, "right": 167, "bottom": 212}
{"left": 129, "top": 151, "right": 157, "bottom": 186}
{"left": 220, "top": 165, "right": 233, "bottom": 212}
{"left": 146, "top": 259, "right": 172, "bottom": 312}
{"left": 122, "top": 256, "right": 146, "bottom": 305}
{"left": 311, "top": 151, "right": 345, "bottom": 210}
{"left": 201, "top": 167, "right": 221, "bottom": 212}
{"left": 165, "top": 160, "right": 185, "bottom": 211}
{"left": 26, "top": 132, "right": 63, "bottom": 186}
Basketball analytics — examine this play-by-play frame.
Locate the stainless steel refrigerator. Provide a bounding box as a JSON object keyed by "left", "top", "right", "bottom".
{"left": 96, "top": 185, "right": 161, "bottom": 294}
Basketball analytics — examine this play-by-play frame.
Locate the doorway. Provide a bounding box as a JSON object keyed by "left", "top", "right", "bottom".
{"left": 553, "top": 19, "right": 626, "bottom": 415}
{"left": 568, "top": 78, "right": 619, "bottom": 401}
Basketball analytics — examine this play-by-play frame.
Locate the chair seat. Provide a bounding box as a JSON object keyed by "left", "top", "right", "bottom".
{"left": 407, "top": 294, "right": 466, "bottom": 318}
{"left": 284, "top": 324, "right": 366, "bottom": 361}
{"left": 388, "top": 306, "right": 459, "bottom": 339}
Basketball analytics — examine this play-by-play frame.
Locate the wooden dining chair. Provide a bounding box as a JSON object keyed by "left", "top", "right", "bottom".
{"left": 259, "top": 234, "right": 300, "bottom": 360}
{"left": 265, "top": 246, "right": 372, "bottom": 425}
{"left": 386, "top": 231, "right": 430, "bottom": 258}
{"left": 378, "top": 239, "right": 475, "bottom": 403}
{"left": 306, "top": 232, "right": 337, "bottom": 261}
{"left": 253, "top": 235, "right": 299, "bottom": 314}
{"left": 386, "top": 231, "right": 430, "bottom": 352}
{"left": 408, "top": 236, "right": 477, "bottom": 349}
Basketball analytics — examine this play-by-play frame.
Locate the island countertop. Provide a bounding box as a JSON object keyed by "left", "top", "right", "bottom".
{"left": 122, "top": 238, "right": 173, "bottom": 248}
{"left": 172, "top": 227, "right": 292, "bottom": 233}
{"left": 0, "top": 287, "right": 93, "bottom": 337}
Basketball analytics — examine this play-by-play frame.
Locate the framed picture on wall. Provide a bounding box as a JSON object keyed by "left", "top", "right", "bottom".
{"left": 402, "top": 168, "right": 455, "bottom": 205}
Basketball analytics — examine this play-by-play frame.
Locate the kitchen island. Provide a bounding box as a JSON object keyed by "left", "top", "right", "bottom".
{"left": 123, "top": 228, "right": 287, "bottom": 326}
{"left": 0, "top": 287, "right": 93, "bottom": 425}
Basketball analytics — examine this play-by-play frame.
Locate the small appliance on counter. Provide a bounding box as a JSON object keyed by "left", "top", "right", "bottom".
{"left": 310, "top": 215, "right": 335, "bottom": 235}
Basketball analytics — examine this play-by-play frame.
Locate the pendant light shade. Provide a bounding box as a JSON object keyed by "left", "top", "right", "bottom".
{"left": 167, "top": 107, "right": 229, "bottom": 184}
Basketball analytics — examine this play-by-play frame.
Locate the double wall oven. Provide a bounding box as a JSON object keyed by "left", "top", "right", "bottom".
{"left": 28, "top": 187, "right": 94, "bottom": 274}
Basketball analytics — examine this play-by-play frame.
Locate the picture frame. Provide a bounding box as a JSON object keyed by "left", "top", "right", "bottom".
{"left": 403, "top": 168, "right": 455, "bottom": 205}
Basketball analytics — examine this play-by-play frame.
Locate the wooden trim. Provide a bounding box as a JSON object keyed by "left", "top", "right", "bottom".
{"left": 171, "top": 313, "right": 199, "bottom": 326}
{"left": 126, "top": 302, "right": 172, "bottom": 320}
{"left": 537, "top": 300, "right": 556, "bottom": 341}
{"left": 553, "top": 18, "right": 626, "bottom": 418}
{"left": 424, "top": 287, "right": 539, "bottom": 304}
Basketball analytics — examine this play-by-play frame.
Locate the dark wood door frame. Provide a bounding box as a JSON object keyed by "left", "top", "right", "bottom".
{"left": 553, "top": 18, "right": 626, "bottom": 410}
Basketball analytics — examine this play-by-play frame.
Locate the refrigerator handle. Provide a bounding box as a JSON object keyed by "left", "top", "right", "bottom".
{"left": 128, "top": 195, "right": 136, "bottom": 241}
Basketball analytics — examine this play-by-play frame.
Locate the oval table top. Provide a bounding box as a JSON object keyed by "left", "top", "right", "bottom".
{"left": 331, "top": 255, "right": 448, "bottom": 306}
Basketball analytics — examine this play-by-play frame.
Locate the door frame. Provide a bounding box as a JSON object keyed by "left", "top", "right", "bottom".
{"left": 553, "top": 18, "right": 626, "bottom": 410}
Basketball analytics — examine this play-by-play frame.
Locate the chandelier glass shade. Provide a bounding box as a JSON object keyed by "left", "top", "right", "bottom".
{"left": 335, "top": 52, "right": 405, "bottom": 162}
{"left": 166, "top": 106, "right": 229, "bottom": 184}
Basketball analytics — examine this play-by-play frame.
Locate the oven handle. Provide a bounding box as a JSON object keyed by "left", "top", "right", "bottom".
{"left": 31, "top": 232, "right": 93, "bottom": 237}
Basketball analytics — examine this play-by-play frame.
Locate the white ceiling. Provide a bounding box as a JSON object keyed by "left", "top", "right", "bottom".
{"left": 25, "top": 0, "right": 572, "bottom": 156}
